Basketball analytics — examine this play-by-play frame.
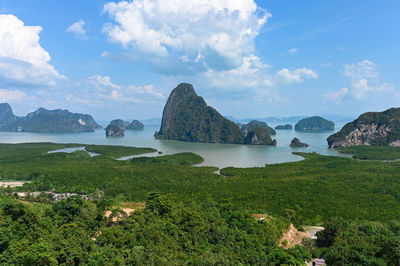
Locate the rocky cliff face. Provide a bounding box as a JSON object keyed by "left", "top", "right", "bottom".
{"left": 328, "top": 108, "right": 400, "bottom": 148}
{"left": 126, "top": 120, "right": 144, "bottom": 130}
{"left": 155, "top": 83, "right": 243, "bottom": 144}
{"left": 0, "top": 106, "right": 100, "bottom": 133}
{"left": 0, "top": 103, "right": 16, "bottom": 126}
{"left": 243, "top": 127, "right": 276, "bottom": 145}
{"left": 105, "top": 124, "right": 124, "bottom": 137}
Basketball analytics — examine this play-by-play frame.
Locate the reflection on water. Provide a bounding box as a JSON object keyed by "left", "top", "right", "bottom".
{"left": 0, "top": 124, "right": 349, "bottom": 169}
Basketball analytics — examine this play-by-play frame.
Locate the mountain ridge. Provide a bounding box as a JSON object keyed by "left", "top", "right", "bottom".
{"left": 0, "top": 104, "right": 100, "bottom": 133}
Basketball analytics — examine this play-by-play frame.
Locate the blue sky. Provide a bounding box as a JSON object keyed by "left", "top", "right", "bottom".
{"left": 0, "top": 0, "right": 399, "bottom": 121}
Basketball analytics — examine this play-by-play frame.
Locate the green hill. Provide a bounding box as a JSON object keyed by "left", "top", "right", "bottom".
{"left": 295, "top": 116, "right": 334, "bottom": 131}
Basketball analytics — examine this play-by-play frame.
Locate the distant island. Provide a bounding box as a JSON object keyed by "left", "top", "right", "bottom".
{"left": 275, "top": 124, "right": 293, "bottom": 130}
{"left": 295, "top": 116, "right": 335, "bottom": 131}
{"left": 0, "top": 103, "right": 99, "bottom": 133}
{"left": 126, "top": 120, "right": 144, "bottom": 130}
{"left": 328, "top": 107, "right": 400, "bottom": 148}
{"left": 155, "top": 83, "right": 276, "bottom": 145}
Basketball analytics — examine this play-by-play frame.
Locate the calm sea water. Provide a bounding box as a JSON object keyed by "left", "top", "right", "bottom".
{"left": 0, "top": 124, "right": 349, "bottom": 169}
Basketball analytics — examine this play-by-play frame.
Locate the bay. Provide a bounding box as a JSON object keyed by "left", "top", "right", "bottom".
{"left": 0, "top": 124, "right": 349, "bottom": 169}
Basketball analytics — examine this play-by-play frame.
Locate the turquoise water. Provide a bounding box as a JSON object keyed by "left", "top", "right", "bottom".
{"left": 0, "top": 124, "right": 349, "bottom": 169}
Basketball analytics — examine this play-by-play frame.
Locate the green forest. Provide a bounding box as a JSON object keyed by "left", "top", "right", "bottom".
{"left": 1, "top": 143, "right": 400, "bottom": 264}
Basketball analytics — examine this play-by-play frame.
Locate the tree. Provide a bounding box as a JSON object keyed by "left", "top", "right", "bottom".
{"left": 317, "top": 217, "right": 346, "bottom": 247}
{"left": 145, "top": 192, "right": 172, "bottom": 215}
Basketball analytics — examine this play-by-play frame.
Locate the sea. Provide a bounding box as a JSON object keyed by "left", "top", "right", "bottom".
{"left": 0, "top": 123, "right": 350, "bottom": 169}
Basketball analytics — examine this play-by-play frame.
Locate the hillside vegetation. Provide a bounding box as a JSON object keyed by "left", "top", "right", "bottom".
{"left": 1, "top": 143, "right": 400, "bottom": 263}
{"left": 0, "top": 194, "right": 313, "bottom": 265}
{"left": 338, "top": 145, "right": 400, "bottom": 160}
{"left": 1, "top": 143, "right": 400, "bottom": 226}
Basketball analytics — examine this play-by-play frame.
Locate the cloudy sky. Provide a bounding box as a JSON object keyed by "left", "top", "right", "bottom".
{"left": 0, "top": 0, "right": 399, "bottom": 121}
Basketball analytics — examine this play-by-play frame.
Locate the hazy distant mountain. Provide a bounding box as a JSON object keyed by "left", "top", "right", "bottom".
{"left": 0, "top": 104, "right": 100, "bottom": 133}
{"left": 227, "top": 115, "right": 355, "bottom": 125}
{"left": 275, "top": 124, "right": 293, "bottom": 130}
{"left": 328, "top": 108, "right": 400, "bottom": 148}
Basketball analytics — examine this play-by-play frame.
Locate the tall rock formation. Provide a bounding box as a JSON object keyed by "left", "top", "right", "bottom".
{"left": 155, "top": 83, "right": 243, "bottom": 144}
{"left": 0, "top": 103, "right": 16, "bottom": 126}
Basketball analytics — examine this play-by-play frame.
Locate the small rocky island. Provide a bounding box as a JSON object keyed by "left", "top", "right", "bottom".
{"left": 243, "top": 127, "right": 276, "bottom": 145}
{"left": 328, "top": 107, "right": 400, "bottom": 148}
{"left": 275, "top": 124, "right": 293, "bottom": 130}
{"left": 0, "top": 103, "right": 100, "bottom": 133}
{"left": 126, "top": 120, "right": 144, "bottom": 130}
{"left": 295, "top": 116, "right": 335, "bottom": 131}
{"left": 155, "top": 83, "right": 276, "bottom": 145}
{"left": 290, "top": 138, "right": 309, "bottom": 148}
{"left": 106, "top": 119, "right": 125, "bottom": 137}
{"left": 241, "top": 120, "right": 276, "bottom": 136}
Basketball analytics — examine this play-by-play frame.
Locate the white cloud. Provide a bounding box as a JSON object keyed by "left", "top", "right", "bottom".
{"left": 192, "top": 54, "right": 317, "bottom": 105}
{"left": 0, "top": 15, "right": 65, "bottom": 87}
{"left": 65, "top": 94, "right": 90, "bottom": 105}
{"left": 276, "top": 68, "right": 318, "bottom": 83}
{"left": 66, "top": 19, "right": 86, "bottom": 36}
{"left": 128, "top": 84, "right": 165, "bottom": 99}
{"left": 344, "top": 60, "right": 378, "bottom": 80}
{"left": 324, "top": 87, "right": 348, "bottom": 104}
{"left": 0, "top": 89, "right": 34, "bottom": 102}
{"left": 204, "top": 55, "right": 318, "bottom": 90}
{"left": 103, "top": 0, "right": 269, "bottom": 70}
{"left": 89, "top": 75, "right": 120, "bottom": 89}
{"left": 86, "top": 75, "right": 164, "bottom": 103}
{"left": 204, "top": 55, "right": 273, "bottom": 90}
{"left": 288, "top": 48, "right": 299, "bottom": 54}
{"left": 352, "top": 79, "right": 394, "bottom": 99}
{"left": 343, "top": 60, "right": 395, "bottom": 99}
